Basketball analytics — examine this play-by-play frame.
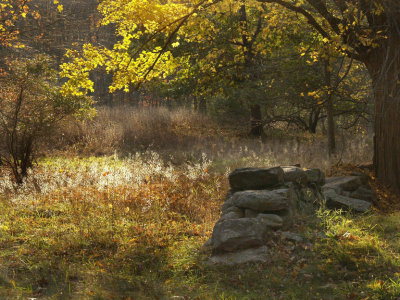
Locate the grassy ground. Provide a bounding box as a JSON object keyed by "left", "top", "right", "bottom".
{"left": 2, "top": 107, "right": 399, "bottom": 299}
{"left": 1, "top": 155, "right": 400, "bottom": 299}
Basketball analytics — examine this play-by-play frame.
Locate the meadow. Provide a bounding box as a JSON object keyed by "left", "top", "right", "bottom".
{"left": 1, "top": 106, "right": 400, "bottom": 299}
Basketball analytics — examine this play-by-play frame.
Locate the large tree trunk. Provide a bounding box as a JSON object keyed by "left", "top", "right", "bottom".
{"left": 365, "top": 40, "right": 400, "bottom": 193}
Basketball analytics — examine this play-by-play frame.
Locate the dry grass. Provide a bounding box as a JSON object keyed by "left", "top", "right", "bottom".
{"left": 51, "top": 105, "right": 373, "bottom": 173}
{"left": 0, "top": 155, "right": 225, "bottom": 299}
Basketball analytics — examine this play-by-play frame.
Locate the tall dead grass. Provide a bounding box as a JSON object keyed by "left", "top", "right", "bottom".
{"left": 52, "top": 105, "right": 373, "bottom": 172}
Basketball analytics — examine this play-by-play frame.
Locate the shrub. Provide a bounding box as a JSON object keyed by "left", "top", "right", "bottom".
{"left": 0, "top": 54, "right": 94, "bottom": 184}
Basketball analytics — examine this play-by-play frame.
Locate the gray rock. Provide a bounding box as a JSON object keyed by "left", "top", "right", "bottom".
{"left": 284, "top": 185, "right": 299, "bottom": 211}
{"left": 208, "top": 246, "right": 269, "bottom": 266}
{"left": 244, "top": 208, "right": 259, "bottom": 218}
{"left": 222, "top": 206, "right": 243, "bottom": 215}
{"left": 323, "top": 176, "right": 362, "bottom": 193}
{"left": 257, "top": 214, "right": 283, "bottom": 229}
{"left": 226, "top": 189, "right": 234, "bottom": 199}
{"left": 282, "top": 166, "right": 308, "bottom": 185}
{"left": 350, "top": 172, "right": 370, "bottom": 185}
{"left": 232, "top": 189, "right": 288, "bottom": 211}
{"left": 350, "top": 186, "right": 376, "bottom": 202}
{"left": 219, "top": 210, "right": 244, "bottom": 221}
{"left": 281, "top": 231, "right": 303, "bottom": 242}
{"left": 211, "top": 218, "right": 270, "bottom": 253}
{"left": 273, "top": 208, "right": 294, "bottom": 229}
{"left": 304, "top": 168, "right": 325, "bottom": 185}
{"left": 221, "top": 196, "right": 235, "bottom": 213}
{"left": 324, "top": 189, "right": 371, "bottom": 213}
{"left": 228, "top": 167, "right": 284, "bottom": 191}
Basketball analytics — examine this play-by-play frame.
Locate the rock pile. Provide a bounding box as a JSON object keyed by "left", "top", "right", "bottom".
{"left": 322, "top": 175, "right": 374, "bottom": 213}
{"left": 207, "top": 166, "right": 374, "bottom": 265}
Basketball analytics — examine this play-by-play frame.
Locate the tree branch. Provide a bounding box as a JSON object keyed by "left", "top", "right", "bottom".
{"left": 306, "top": 0, "right": 341, "bottom": 34}
{"left": 260, "top": 0, "right": 331, "bottom": 39}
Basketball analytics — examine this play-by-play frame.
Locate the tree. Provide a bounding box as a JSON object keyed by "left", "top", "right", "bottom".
{"left": 259, "top": 0, "right": 400, "bottom": 191}
{"left": 0, "top": 55, "right": 93, "bottom": 184}
{"left": 60, "top": 0, "right": 399, "bottom": 192}
{"left": 0, "top": 0, "right": 62, "bottom": 48}
{"left": 0, "top": 0, "right": 31, "bottom": 47}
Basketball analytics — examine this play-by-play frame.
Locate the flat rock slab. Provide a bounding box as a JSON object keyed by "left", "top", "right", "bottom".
{"left": 324, "top": 189, "right": 371, "bottom": 213}
{"left": 323, "top": 176, "right": 362, "bottom": 193}
{"left": 232, "top": 189, "right": 288, "bottom": 211}
{"left": 211, "top": 218, "right": 270, "bottom": 253}
{"left": 229, "top": 167, "right": 284, "bottom": 191}
{"left": 208, "top": 246, "right": 269, "bottom": 266}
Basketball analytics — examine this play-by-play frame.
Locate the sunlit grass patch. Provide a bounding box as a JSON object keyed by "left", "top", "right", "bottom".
{"left": 0, "top": 154, "right": 225, "bottom": 298}
{"left": 314, "top": 208, "right": 400, "bottom": 298}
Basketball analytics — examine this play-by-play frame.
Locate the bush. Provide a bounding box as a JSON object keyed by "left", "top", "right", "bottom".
{"left": 0, "top": 55, "right": 94, "bottom": 184}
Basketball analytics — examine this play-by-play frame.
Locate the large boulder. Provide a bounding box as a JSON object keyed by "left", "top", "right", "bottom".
{"left": 208, "top": 246, "right": 269, "bottom": 265}
{"left": 228, "top": 167, "right": 284, "bottom": 191}
{"left": 323, "top": 176, "right": 362, "bottom": 193}
{"left": 323, "top": 189, "right": 371, "bottom": 213}
{"left": 211, "top": 218, "right": 271, "bottom": 253}
{"left": 232, "top": 189, "right": 289, "bottom": 211}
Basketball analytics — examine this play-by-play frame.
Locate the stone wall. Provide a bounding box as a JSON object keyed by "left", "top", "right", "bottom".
{"left": 206, "top": 166, "right": 373, "bottom": 265}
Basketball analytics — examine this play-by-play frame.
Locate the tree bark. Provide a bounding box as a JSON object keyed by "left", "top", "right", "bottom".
{"left": 250, "top": 104, "right": 265, "bottom": 138}
{"left": 324, "top": 56, "right": 336, "bottom": 156}
{"left": 365, "top": 42, "right": 400, "bottom": 193}
{"left": 308, "top": 107, "right": 320, "bottom": 134}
